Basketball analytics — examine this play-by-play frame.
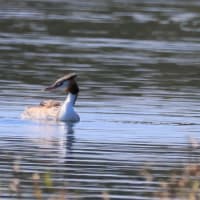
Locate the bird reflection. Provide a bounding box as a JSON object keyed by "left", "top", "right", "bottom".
{"left": 65, "top": 122, "right": 75, "bottom": 153}
{"left": 25, "top": 121, "right": 76, "bottom": 163}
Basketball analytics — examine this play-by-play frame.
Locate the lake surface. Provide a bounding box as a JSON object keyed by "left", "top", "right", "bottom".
{"left": 1, "top": 0, "right": 200, "bottom": 199}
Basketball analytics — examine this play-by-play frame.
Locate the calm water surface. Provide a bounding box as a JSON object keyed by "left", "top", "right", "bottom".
{"left": 1, "top": 0, "right": 200, "bottom": 199}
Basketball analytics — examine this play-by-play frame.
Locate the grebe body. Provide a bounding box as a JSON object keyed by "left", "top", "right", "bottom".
{"left": 22, "top": 73, "right": 80, "bottom": 122}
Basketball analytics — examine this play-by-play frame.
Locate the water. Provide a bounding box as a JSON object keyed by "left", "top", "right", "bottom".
{"left": 1, "top": 0, "right": 200, "bottom": 199}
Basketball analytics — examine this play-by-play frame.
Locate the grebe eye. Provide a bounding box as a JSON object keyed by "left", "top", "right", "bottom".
{"left": 56, "top": 82, "right": 63, "bottom": 87}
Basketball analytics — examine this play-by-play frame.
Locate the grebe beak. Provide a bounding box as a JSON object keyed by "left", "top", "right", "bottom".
{"left": 44, "top": 83, "right": 61, "bottom": 91}
{"left": 44, "top": 80, "right": 69, "bottom": 91}
{"left": 44, "top": 85, "right": 56, "bottom": 91}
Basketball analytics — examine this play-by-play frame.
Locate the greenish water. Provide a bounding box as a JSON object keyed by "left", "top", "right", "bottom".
{"left": 1, "top": 0, "right": 200, "bottom": 199}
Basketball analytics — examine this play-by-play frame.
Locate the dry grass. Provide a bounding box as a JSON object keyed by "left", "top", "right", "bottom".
{"left": 142, "top": 137, "right": 200, "bottom": 200}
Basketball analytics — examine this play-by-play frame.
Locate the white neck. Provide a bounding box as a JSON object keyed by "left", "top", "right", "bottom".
{"left": 58, "top": 93, "right": 79, "bottom": 122}
{"left": 64, "top": 93, "right": 77, "bottom": 106}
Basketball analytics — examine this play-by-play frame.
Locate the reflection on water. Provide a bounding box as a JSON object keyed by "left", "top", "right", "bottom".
{"left": 1, "top": 0, "right": 200, "bottom": 199}
{"left": 0, "top": 121, "right": 76, "bottom": 198}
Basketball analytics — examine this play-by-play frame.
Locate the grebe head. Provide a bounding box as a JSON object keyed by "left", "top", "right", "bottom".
{"left": 45, "top": 73, "right": 79, "bottom": 95}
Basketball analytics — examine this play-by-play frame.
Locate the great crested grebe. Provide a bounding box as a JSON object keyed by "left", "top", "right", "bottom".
{"left": 22, "top": 73, "right": 80, "bottom": 122}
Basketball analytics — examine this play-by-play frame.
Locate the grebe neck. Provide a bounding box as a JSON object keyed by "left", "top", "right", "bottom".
{"left": 64, "top": 93, "right": 77, "bottom": 107}
{"left": 58, "top": 92, "right": 79, "bottom": 122}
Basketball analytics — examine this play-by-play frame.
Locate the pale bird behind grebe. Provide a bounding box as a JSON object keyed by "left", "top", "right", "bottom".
{"left": 22, "top": 73, "right": 80, "bottom": 122}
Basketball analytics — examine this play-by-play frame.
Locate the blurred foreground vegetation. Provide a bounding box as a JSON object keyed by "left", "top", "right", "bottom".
{"left": 4, "top": 138, "right": 200, "bottom": 200}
